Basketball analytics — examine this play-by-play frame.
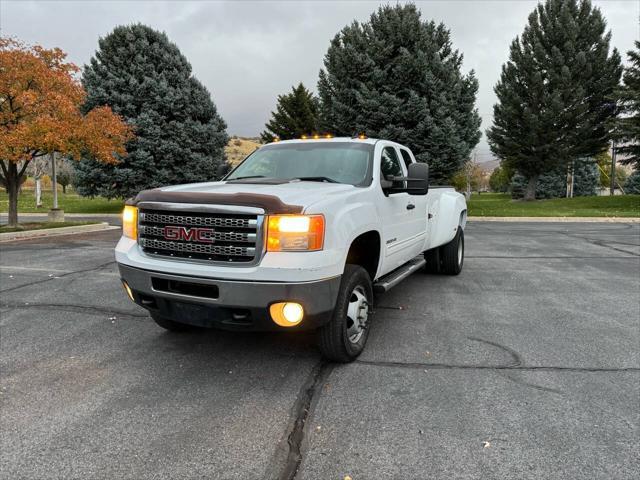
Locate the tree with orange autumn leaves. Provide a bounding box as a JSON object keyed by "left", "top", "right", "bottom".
{"left": 0, "top": 37, "right": 132, "bottom": 227}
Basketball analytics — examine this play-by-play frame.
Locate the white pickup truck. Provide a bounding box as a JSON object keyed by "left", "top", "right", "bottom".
{"left": 116, "top": 137, "right": 467, "bottom": 362}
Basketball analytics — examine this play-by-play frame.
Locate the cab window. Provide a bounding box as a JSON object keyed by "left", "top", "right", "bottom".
{"left": 400, "top": 149, "right": 413, "bottom": 171}
{"left": 380, "top": 147, "right": 403, "bottom": 180}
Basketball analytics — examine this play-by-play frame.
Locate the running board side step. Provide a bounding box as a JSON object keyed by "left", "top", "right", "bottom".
{"left": 373, "top": 256, "right": 426, "bottom": 293}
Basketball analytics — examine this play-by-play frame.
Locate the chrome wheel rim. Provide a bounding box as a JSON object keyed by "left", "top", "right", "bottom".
{"left": 346, "top": 285, "right": 369, "bottom": 344}
{"left": 457, "top": 236, "right": 463, "bottom": 266}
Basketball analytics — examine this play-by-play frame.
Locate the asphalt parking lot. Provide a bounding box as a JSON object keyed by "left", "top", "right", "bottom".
{"left": 1, "top": 222, "right": 638, "bottom": 479}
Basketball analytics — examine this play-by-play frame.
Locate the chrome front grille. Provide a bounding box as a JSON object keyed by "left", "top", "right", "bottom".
{"left": 141, "top": 212, "right": 256, "bottom": 229}
{"left": 139, "top": 225, "right": 256, "bottom": 243}
{"left": 138, "top": 207, "right": 262, "bottom": 263}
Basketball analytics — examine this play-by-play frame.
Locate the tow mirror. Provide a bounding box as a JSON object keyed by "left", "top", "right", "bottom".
{"left": 406, "top": 162, "right": 429, "bottom": 195}
{"left": 382, "top": 163, "right": 429, "bottom": 195}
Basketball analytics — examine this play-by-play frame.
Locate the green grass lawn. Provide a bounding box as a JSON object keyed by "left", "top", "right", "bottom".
{"left": 2, "top": 189, "right": 639, "bottom": 218}
{"left": 0, "top": 221, "right": 98, "bottom": 233}
{"left": 468, "top": 193, "right": 640, "bottom": 217}
{"left": 0, "top": 191, "right": 124, "bottom": 214}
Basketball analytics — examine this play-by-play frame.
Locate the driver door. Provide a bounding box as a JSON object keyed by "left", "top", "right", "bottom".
{"left": 377, "top": 146, "right": 416, "bottom": 273}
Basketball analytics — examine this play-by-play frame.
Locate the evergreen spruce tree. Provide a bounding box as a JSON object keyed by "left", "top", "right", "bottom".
{"left": 487, "top": 0, "right": 622, "bottom": 200}
{"left": 261, "top": 83, "right": 319, "bottom": 142}
{"left": 74, "top": 24, "right": 229, "bottom": 199}
{"left": 624, "top": 171, "right": 640, "bottom": 194}
{"left": 614, "top": 41, "right": 640, "bottom": 169}
{"left": 317, "top": 4, "right": 481, "bottom": 183}
{"left": 510, "top": 157, "right": 599, "bottom": 199}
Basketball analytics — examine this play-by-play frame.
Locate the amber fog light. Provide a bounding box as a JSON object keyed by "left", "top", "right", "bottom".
{"left": 122, "top": 280, "right": 134, "bottom": 302}
{"left": 270, "top": 302, "right": 304, "bottom": 327}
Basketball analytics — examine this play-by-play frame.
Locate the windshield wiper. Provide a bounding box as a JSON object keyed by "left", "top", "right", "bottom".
{"left": 227, "top": 175, "right": 266, "bottom": 181}
{"left": 291, "top": 176, "right": 339, "bottom": 183}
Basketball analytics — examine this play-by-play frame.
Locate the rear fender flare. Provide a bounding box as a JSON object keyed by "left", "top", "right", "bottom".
{"left": 429, "top": 192, "right": 467, "bottom": 248}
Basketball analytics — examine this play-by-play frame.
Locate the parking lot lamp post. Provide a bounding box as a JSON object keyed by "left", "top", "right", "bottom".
{"left": 610, "top": 141, "right": 617, "bottom": 196}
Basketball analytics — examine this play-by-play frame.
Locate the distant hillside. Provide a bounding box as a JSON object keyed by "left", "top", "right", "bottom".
{"left": 479, "top": 159, "right": 500, "bottom": 173}
{"left": 225, "top": 136, "right": 262, "bottom": 166}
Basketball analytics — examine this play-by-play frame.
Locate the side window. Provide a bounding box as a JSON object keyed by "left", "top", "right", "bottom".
{"left": 380, "top": 147, "right": 403, "bottom": 180}
{"left": 400, "top": 149, "right": 413, "bottom": 171}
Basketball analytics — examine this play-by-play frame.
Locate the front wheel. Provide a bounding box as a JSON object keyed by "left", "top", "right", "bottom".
{"left": 317, "top": 264, "right": 373, "bottom": 362}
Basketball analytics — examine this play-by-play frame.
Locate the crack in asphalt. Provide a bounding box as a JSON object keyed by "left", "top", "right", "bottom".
{"left": 0, "top": 265, "right": 119, "bottom": 275}
{"left": 354, "top": 359, "right": 640, "bottom": 373}
{"left": 0, "top": 260, "right": 117, "bottom": 293}
{"left": 266, "top": 361, "right": 334, "bottom": 480}
{"left": 562, "top": 232, "right": 640, "bottom": 257}
{"left": 496, "top": 369, "right": 565, "bottom": 395}
{"left": 0, "top": 301, "right": 147, "bottom": 319}
{"left": 467, "top": 336, "right": 522, "bottom": 366}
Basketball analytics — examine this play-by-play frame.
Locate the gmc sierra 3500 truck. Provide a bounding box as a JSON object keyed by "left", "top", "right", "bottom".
{"left": 116, "top": 137, "right": 467, "bottom": 362}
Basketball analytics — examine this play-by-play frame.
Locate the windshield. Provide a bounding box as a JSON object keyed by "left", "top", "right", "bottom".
{"left": 226, "top": 142, "right": 374, "bottom": 186}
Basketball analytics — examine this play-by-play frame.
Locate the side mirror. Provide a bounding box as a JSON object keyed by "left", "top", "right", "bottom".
{"left": 406, "top": 163, "right": 429, "bottom": 195}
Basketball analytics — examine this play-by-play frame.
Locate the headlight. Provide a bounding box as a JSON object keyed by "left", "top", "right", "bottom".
{"left": 122, "top": 205, "right": 138, "bottom": 239}
{"left": 266, "top": 214, "right": 324, "bottom": 251}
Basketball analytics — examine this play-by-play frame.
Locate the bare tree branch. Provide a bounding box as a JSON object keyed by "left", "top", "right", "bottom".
{"left": 18, "top": 160, "right": 31, "bottom": 179}
{"left": 0, "top": 159, "right": 8, "bottom": 178}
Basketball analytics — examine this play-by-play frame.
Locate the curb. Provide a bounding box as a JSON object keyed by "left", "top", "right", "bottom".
{"left": 0, "top": 213, "right": 121, "bottom": 218}
{"left": 0, "top": 222, "right": 119, "bottom": 242}
{"left": 468, "top": 216, "right": 640, "bottom": 223}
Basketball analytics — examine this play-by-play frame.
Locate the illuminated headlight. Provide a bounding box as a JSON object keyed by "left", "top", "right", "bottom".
{"left": 266, "top": 215, "right": 324, "bottom": 251}
{"left": 122, "top": 205, "right": 138, "bottom": 239}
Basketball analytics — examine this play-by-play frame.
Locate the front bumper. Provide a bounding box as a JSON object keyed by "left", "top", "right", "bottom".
{"left": 118, "top": 263, "right": 341, "bottom": 331}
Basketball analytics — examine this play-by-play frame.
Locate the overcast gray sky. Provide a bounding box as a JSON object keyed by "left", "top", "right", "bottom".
{"left": 2, "top": 0, "right": 638, "bottom": 162}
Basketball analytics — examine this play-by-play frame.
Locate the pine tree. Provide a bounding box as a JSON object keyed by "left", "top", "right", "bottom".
{"left": 317, "top": 4, "right": 481, "bottom": 183}
{"left": 261, "top": 83, "right": 319, "bottom": 142}
{"left": 74, "top": 24, "right": 229, "bottom": 199}
{"left": 614, "top": 41, "right": 640, "bottom": 169}
{"left": 487, "top": 0, "right": 622, "bottom": 200}
{"left": 510, "top": 157, "right": 599, "bottom": 199}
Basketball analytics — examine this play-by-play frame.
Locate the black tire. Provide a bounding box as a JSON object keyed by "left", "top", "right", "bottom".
{"left": 151, "top": 313, "right": 193, "bottom": 332}
{"left": 423, "top": 247, "right": 440, "bottom": 273}
{"left": 318, "top": 264, "right": 373, "bottom": 363}
{"left": 440, "top": 227, "right": 464, "bottom": 275}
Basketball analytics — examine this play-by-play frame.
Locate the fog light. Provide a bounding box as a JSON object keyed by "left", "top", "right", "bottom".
{"left": 270, "top": 302, "right": 304, "bottom": 327}
{"left": 122, "top": 280, "right": 134, "bottom": 302}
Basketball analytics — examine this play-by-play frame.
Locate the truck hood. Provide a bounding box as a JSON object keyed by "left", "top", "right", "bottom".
{"left": 155, "top": 180, "right": 357, "bottom": 211}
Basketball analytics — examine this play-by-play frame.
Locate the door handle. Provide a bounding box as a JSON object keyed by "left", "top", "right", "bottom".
{"left": 406, "top": 204, "right": 415, "bottom": 210}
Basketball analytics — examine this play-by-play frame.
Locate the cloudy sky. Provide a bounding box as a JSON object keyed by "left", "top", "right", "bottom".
{"left": 1, "top": 0, "right": 638, "bottom": 162}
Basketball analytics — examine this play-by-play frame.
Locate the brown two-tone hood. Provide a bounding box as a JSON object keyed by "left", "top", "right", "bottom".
{"left": 127, "top": 180, "right": 356, "bottom": 214}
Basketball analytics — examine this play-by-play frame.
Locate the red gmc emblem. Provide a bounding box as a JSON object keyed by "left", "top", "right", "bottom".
{"left": 163, "top": 226, "right": 215, "bottom": 244}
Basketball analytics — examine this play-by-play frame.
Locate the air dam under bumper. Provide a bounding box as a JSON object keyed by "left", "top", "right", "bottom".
{"left": 118, "top": 263, "right": 341, "bottom": 331}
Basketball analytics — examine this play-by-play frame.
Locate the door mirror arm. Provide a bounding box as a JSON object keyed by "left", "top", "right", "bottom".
{"left": 383, "top": 176, "right": 428, "bottom": 195}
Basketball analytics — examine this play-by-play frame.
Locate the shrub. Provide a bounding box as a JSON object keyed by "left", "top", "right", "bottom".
{"left": 625, "top": 171, "right": 640, "bottom": 194}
